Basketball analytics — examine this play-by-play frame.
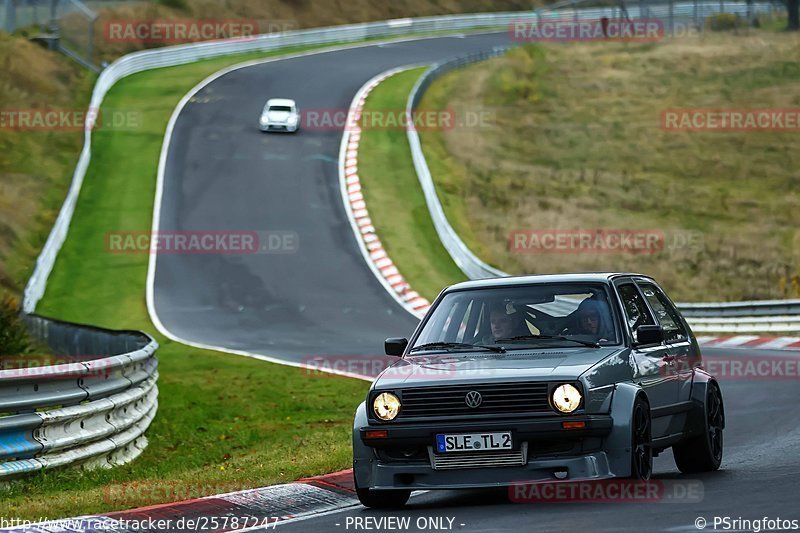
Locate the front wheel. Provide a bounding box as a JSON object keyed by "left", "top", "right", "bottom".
{"left": 673, "top": 381, "right": 724, "bottom": 473}
{"left": 629, "top": 396, "right": 653, "bottom": 480}
{"left": 353, "top": 468, "right": 410, "bottom": 509}
{"left": 355, "top": 487, "right": 411, "bottom": 509}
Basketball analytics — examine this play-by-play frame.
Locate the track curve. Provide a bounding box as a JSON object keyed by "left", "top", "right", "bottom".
{"left": 149, "top": 32, "right": 512, "bottom": 365}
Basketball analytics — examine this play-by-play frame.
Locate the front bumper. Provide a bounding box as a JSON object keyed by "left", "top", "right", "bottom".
{"left": 260, "top": 122, "right": 298, "bottom": 132}
{"left": 361, "top": 452, "right": 615, "bottom": 490}
{"left": 355, "top": 416, "right": 616, "bottom": 490}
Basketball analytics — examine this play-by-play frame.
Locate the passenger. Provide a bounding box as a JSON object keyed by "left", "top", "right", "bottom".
{"left": 566, "top": 299, "right": 610, "bottom": 342}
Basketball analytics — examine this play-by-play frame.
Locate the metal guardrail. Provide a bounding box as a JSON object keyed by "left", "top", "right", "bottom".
{"left": 406, "top": 48, "right": 511, "bottom": 280}
{"left": 688, "top": 315, "right": 800, "bottom": 333}
{"left": 678, "top": 299, "right": 800, "bottom": 317}
{"left": 0, "top": 315, "right": 158, "bottom": 478}
{"left": 679, "top": 300, "right": 800, "bottom": 332}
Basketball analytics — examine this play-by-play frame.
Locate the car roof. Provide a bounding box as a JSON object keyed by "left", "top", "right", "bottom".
{"left": 444, "top": 272, "right": 654, "bottom": 292}
{"left": 266, "top": 98, "right": 296, "bottom": 107}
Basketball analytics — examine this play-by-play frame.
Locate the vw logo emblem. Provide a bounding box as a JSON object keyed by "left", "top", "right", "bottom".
{"left": 465, "top": 390, "right": 483, "bottom": 408}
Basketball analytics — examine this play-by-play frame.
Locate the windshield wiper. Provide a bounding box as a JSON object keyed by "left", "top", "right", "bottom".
{"left": 494, "top": 334, "right": 601, "bottom": 349}
{"left": 409, "top": 342, "right": 505, "bottom": 353}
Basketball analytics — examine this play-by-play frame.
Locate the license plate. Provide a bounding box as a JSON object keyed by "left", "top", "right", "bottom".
{"left": 435, "top": 432, "right": 512, "bottom": 453}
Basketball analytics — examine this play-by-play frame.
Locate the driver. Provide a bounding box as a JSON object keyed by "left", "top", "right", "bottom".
{"left": 488, "top": 304, "right": 529, "bottom": 340}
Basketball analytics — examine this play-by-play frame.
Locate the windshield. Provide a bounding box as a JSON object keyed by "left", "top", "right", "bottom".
{"left": 267, "top": 105, "right": 293, "bottom": 112}
{"left": 411, "top": 283, "right": 620, "bottom": 352}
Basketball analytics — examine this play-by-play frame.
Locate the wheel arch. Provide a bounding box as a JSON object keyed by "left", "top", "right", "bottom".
{"left": 688, "top": 370, "right": 725, "bottom": 434}
{"left": 604, "top": 382, "right": 648, "bottom": 477}
{"left": 352, "top": 401, "right": 374, "bottom": 488}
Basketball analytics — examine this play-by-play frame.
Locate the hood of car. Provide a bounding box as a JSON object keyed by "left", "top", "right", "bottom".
{"left": 373, "top": 347, "right": 623, "bottom": 389}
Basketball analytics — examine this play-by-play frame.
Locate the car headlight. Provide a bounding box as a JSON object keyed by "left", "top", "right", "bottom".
{"left": 552, "top": 384, "right": 582, "bottom": 414}
{"left": 287, "top": 115, "right": 297, "bottom": 125}
{"left": 259, "top": 116, "right": 268, "bottom": 125}
{"left": 373, "top": 392, "right": 401, "bottom": 421}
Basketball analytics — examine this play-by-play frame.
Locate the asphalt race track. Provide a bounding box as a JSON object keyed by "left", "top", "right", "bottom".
{"left": 274, "top": 347, "right": 800, "bottom": 532}
{"left": 150, "top": 32, "right": 800, "bottom": 530}
{"left": 152, "top": 32, "right": 514, "bottom": 363}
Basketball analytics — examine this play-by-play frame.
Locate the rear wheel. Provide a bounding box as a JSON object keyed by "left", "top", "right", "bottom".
{"left": 629, "top": 396, "right": 653, "bottom": 480}
{"left": 673, "top": 381, "right": 724, "bottom": 473}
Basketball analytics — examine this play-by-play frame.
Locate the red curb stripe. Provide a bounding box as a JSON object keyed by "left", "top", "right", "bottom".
{"left": 741, "top": 337, "right": 777, "bottom": 348}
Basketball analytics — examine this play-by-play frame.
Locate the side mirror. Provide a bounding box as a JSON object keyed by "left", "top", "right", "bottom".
{"left": 634, "top": 325, "right": 664, "bottom": 346}
{"left": 385, "top": 337, "right": 408, "bottom": 356}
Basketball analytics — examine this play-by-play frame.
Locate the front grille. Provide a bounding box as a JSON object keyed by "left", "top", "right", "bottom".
{"left": 398, "top": 381, "right": 550, "bottom": 419}
{"left": 430, "top": 444, "right": 528, "bottom": 470}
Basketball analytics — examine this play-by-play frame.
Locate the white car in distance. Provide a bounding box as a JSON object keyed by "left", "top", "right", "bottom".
{"left": 259, "top": 98, "right": 299, "bottom": 133}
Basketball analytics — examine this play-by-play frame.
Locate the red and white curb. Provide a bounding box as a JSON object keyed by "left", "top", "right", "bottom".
{"left": 338, "top": 66, "right": 432, "bottom": 320}
{"left": 697, "top": 335, "right": 800, "bottom": 350}
{"left": 7, "top": 470, "right": 359, "bottom": 533}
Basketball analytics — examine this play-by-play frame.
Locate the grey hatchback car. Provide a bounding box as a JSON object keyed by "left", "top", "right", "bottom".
{"left": 352, "top": 273, "right": 724, "bottom": 508}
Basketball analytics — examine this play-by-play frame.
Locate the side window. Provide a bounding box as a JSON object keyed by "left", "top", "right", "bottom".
{"left": 638, "top": 283, "right": 688, "bottom": 343}
{"left": 617, "top": 284, "right": 656, "bottom": 338}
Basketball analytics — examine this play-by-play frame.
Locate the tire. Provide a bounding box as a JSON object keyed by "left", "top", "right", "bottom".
{"left": 673, "top": 381, "right": 724, "bottom": 473}
{"left": 353, "top": 467, "right": 411, "bottom": 509}
{"left": 629, "top": 396, "right": 653, "bottom": 480}
{"left": 355, "top": 487, "right": 411, "bottom": 509}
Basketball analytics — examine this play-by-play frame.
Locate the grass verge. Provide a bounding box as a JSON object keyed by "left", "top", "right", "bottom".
{"left": 0, "top": 43, "right": 378, "bottom": 520}
{"left": 418, "top": 31, "right": 800, "bottom": 301}
{"left": 357, "top": 68, "right": 467, "bottom": 301}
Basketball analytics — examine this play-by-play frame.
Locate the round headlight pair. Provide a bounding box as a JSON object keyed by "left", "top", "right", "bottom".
{"left": 373, "top": 392, "right": 401, "bottom": 421}
{"left": 552, "top": 384, "right": 582, "bottom": 414}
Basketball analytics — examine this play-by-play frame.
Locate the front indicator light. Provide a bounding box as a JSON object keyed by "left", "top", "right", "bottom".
{"left": 373, "top": 392, "right": 401, "bottom": 421}
{"left": 552, "top": 384, "right": 582, "bottom": 414}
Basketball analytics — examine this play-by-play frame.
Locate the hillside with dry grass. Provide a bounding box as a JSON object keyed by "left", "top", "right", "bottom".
{"left": 0, "top": 34, "right": 92, "bottom": 296}
{"left": 419, "top": 30, "right": 800, "bottom": 301}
